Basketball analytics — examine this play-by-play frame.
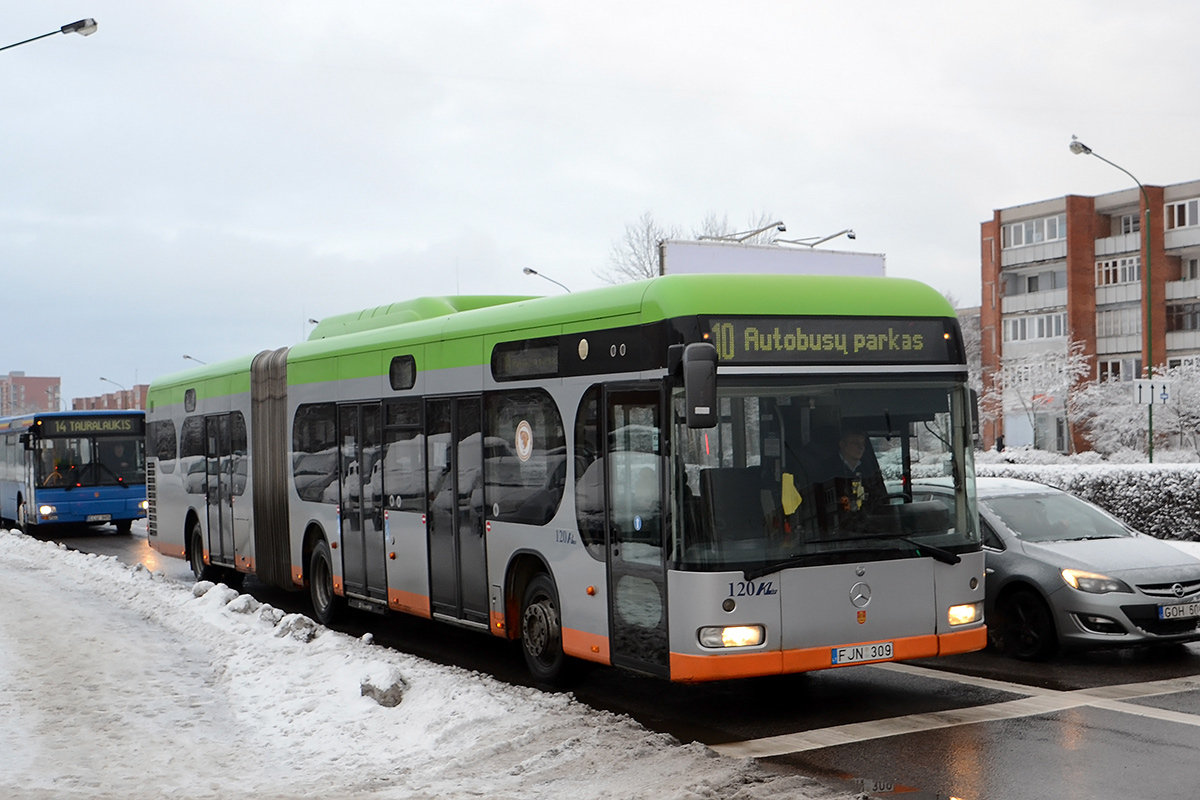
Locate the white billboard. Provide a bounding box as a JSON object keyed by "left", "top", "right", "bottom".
{"left": 658, "top": 239, "right": 886, "bottom": 277}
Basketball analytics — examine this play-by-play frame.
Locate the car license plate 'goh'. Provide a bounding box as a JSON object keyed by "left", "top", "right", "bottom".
{"left": 1158, "top": 602, "right": 1200, "bottom": 620}
{"left": 831, "top": 641, "right": 894, "bottom": 665}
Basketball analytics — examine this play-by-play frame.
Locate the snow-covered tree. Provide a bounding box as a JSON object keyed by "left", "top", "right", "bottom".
{"left": 993, "top": 338, "right": 1091, "bottom": 452}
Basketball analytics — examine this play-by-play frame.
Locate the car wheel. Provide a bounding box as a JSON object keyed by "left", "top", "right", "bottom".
{"left": 1001, "top": 588, "right": 1057, "bottom": 661}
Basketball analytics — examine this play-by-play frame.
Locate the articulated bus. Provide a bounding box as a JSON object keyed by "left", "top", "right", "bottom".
{"left": 0, "top": 410, "right": 148, "bottom": 532}
{"left": 146, "top": 274, "right": 985, "bottom": 682}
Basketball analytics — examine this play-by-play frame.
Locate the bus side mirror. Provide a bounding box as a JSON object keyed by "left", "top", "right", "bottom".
{"left": 18, "top": 433, "right": 31, "bottom": 450}
{"left": 683, "top": 343, "right": 718, "bottom": 429}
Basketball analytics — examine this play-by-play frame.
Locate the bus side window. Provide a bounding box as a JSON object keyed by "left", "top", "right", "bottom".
{"left": 148, "top": 420, "right": 178, "bottom": 475}
{"left": 574, "top": 386, "right": 605, "bottom": 559}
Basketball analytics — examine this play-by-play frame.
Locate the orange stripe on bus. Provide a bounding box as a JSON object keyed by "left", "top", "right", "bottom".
{"left": 388, "top": 589, "right": 431, "bottom": 619}
{"left": 670, "top": 628, "right": 985, "bottom": 683}
{"left": 938, "top": 625, "right": 988, "bottom": 655}
{"left": 562, "top": 628, "right": 610, "bottom": 664}
{"left": 149, "top": 540, "right": 185, "bottom": 560}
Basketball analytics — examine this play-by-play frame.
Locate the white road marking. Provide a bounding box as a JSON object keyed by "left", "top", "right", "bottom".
{"left": 710, "top": 661, "right": 1200, "bottom": 759}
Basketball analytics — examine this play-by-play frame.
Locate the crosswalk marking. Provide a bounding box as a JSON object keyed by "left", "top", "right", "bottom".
{"left": 710, "top": 662, "right": 1200, "bottom": 759}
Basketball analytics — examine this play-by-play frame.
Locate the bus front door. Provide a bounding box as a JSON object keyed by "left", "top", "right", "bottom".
{"left": 338, "top": 403, "right": 388, "bottom": 606}
{"left": 204, "top": 415, "right": 234, "bottom": 567}
{"left": 426, "top": 397, "right": 488, "bottom": 626}
{"left": 606, "top": 389, "right": 669, "bottom": 677}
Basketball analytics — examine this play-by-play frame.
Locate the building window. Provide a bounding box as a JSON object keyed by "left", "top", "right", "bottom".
{"left": 1166, "top": 199, "right": 1200, "bottom": 230}
{"left": 1003, "top": 313, "right": 1066, "bottom": 343}
{"left": 1096, "top": 307, "right": 1141, "bottom": 338}
{"left": 1001, "top": 213, "right": 1067, "bottom": 249}
{"left": 1098, "top": 358, "right": 1143, "bottom": 382}
{"left": 1119, "top": 213, "right": 1141, "bottom": 235}
{"left": 1095, "top": 256, "right": 1140, "bottom": 287}
{"left": 1168, "top": 302, "right": 1200, "bottom": 333}
{"left": 1184, "top": 258, "right": 1200, "bottom": 281}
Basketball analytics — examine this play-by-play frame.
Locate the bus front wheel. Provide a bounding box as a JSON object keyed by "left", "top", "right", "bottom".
{"left": 188, "top": 521, "right": 220, "bottom": 583}
{"left": 309, "top": 539, "right": 343, "bottom": 626}
{"left": 520, "top": 573, "right": 566, "bottom": 685}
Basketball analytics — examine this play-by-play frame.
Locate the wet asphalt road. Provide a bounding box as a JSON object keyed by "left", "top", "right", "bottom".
{"left": 50, "top": 524, "right": 1200, "bottom": 800}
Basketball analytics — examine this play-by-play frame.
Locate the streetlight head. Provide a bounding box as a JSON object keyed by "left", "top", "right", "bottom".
{"left": 776, "top": 223, "right": 786, "bottom": 233}
{"left": 61, "top": 19, "right": 98, "bottom": 37}
{"left": 846, "top": 230, "right": 856, "bottom": 240}
{"left": 1069, "top": 135, "right": 1091, "bottom": 156}
{"left": 522, "top": 267, "right": 537, "bottom": 276}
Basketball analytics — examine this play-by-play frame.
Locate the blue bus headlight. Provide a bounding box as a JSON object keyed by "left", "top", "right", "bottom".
{"left": 38, "top": 505, "right": 57, "bottom": 518}
{"left": 139, "top": 500, "right": 149, "bottom": 511}
{"left": 698, "top": 625, "right": 764, "bottom": 648}
{"left": 948, "top": 602, "right": 982, "bottom": 626}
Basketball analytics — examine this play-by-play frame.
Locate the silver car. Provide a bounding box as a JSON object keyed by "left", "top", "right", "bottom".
{"left": 914, "top": 477, "right": 1200, "bottom": 660}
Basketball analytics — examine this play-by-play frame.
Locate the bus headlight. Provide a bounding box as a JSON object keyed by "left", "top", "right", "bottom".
{"left": 698, "top": 625, "right": 764, "bottom": 648}
{"left": 139, "top": 500, "right": 149, "bottom": 511}
{"left": 38, "top": 505, "right": 57, "bottom": 518}
{"left": 947, "top": 602, "right": 982, "bottom": 626}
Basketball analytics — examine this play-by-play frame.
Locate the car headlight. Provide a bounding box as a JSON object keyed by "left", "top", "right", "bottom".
{"left": 1061, "top": 568, "right": 1132, "bottom": 594}
{"left": 698, "top": 625, "right": 765, "bottom": 648}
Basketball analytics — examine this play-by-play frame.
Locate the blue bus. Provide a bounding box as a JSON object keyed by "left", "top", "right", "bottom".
{"left": 0, "top": 410, "right": 148, "bottom": 532}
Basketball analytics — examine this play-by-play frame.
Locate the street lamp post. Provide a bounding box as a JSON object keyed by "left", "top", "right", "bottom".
{"left": 99, "top": 376, "right": 126, "bottom": 391}
{"left": 183, "top": 354, "right": 207, "bottom": 366}
{"left": 698, "top": 221, "right": 786, "bottom": 243}
{"left": 0, "top": 19, "right": 98, "bottom": 53}
{"left": 522, "top": 268, "right": 571, "bottom": 293}
{"left": 1069, "top": 136, "right": 1154, "bottom": 462}
{"left": 776, "top": 228, "right": 857, "bottom": 248}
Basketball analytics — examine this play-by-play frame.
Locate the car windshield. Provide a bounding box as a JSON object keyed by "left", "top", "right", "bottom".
{"left": 984, "top": 492, "right": 1133, "bottom": 543}
{"left": 671, "top": 377, "right": 979, "bottom": 573}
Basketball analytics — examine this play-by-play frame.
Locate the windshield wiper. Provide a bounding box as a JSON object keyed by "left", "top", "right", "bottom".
{"left": 742, "top": 535, "right": 960, "bottom": 581}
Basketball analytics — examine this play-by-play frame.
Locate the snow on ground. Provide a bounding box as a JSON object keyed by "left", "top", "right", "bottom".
{"left": 0, "top": 528, "right": 846, "bottom": 800}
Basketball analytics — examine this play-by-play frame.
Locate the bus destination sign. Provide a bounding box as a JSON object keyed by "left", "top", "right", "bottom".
{"left": 45, "top": 415, "right": 144, "bottom": 436}
{"left": 705, "top": 317, "right": 955, "bottom": 365}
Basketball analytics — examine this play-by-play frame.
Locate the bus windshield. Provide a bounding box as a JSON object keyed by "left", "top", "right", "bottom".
{"left": 671, "top": 378, "right": 978, "bottom": 574}
{"left": 37, "top": 434, "right": 146, "bottom": 488}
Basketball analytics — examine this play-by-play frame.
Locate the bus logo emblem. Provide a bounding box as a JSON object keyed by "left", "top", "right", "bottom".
{"left": 850, "top": 582, "right": 872, "bottom": 608}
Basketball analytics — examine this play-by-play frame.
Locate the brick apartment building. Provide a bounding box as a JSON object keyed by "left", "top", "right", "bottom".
{"left": 72, "top": 385, "right": 149, "bottom": 411}
{"left": 0, "top": 371, "right": 62, "bottom": 416}
{"left": 981, "top": 178, "right": 1200, "bottom": 452}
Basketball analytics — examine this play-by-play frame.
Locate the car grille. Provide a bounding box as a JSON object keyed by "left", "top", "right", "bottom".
{"left": 1136, "top": 579, "right": 1200, "bottom": 599}
{"left": 1121, "top": 603, "right": 1200, "bottom": 636}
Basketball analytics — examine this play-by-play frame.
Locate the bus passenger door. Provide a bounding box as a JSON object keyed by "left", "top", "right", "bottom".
{"left": 606, "top": 389, "right": 669, "bottom": 677}
{"left": 204, "top": 415, "right": 234, "bottom": 566}
{"left": 338, "top": 404, "right": 388, "bottom": 605}
{"left": 426, "top": 397, "right": 488, "bottom": 625}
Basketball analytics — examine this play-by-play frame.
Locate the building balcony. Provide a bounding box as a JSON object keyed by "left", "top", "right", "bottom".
{"left": 1165, "top": 226, "right": 1200, "bottom": 251}
{"left": 1000, "top": 239, "right": 1067, "bottom": 268}
{"left": 1001, "top": 288, "right": 1066, "bottom": 314}
{"left": 1094, "top": 232, "right": 1141, "bottom": 257}
{"left": 1097, "top": 334, "right": 1142, "bottom": 355}
{"left": 1167, "top": 331, "right": 1200, "bottom": 351}
{"left": 1096, "top": 283, "right": 1142, "bottom": 306}
{"left": 1167, "top": 279, "right": 1200, "bottom": 300}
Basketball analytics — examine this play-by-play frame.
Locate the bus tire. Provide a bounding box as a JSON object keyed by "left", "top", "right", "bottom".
{"left": 520, "top": 573, "right": 567, "bottom": 685}
{"left": 1000, "top": 588, "right": 1057, "bottom": 661}
{"left": 309, "top": 538, "right": 343, "bottom": 626}
{"left": 188, "top": 520, "right": 221, "bottom": 583}
{"left": 114, "top": 519, "right": 133, "bottom": 535}
{"left": 16, "top": 499, "right": 27, "bottom": 532}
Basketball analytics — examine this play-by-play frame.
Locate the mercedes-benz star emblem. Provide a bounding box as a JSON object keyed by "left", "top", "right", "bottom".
{"left": 850, "top": 582, "right": 872, "bottom": 608}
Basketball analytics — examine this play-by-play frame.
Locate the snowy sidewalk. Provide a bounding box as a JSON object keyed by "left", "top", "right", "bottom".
{"left": 0, "top": 530, "right": 844, "bottom": 800}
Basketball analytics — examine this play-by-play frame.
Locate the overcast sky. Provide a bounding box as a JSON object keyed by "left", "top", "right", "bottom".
{"left": 6, "top": 1, "right": 1200, "bottom": 404}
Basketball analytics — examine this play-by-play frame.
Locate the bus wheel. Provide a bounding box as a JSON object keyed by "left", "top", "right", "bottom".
{"left": 309, "top": 539, "right": 343, "bottom": 626}
{"left": 188, "top": 521, "right": 220, "bottom": 583}
{"left": 1001, "top": 588, "right": 1057, "bottom": 661}
{"left": 520, "top": 573, "right": 566, "bottom": 684}
{"left": 16, "top": 500, "right": 27, "bottom": 532}
{"left": 114, "top": 520, "right": 133, "bottom": 535}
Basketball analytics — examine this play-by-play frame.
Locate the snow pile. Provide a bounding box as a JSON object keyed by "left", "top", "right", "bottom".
{"left": 0, "top": 529, "right": 845, "bottom": 800}
{"left": 975, "top": 461, "right": 1200, "bottom": 541}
